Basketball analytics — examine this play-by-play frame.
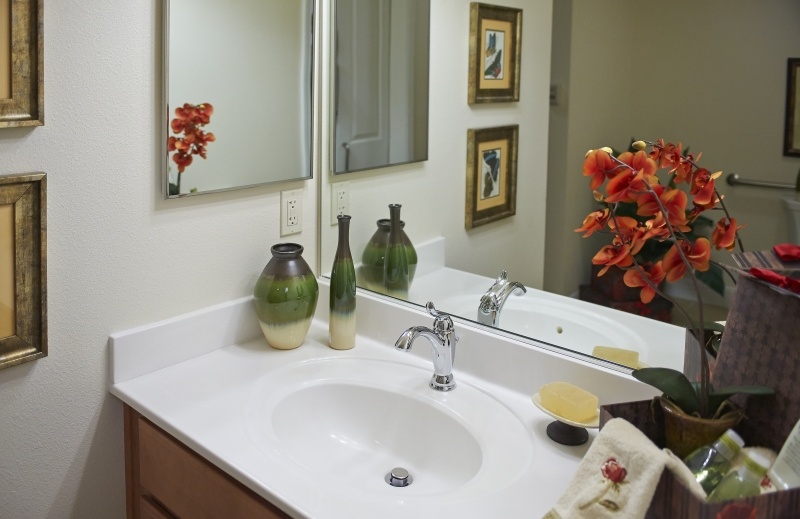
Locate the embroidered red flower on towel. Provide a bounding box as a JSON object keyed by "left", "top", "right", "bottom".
{"left": 601, "top": 457, "right": 628, "bottom": 487}
{"left": 580, "top": 457, "right": 628, "bottom": 511}
{"left": 716, "top": 502, "right": 757, "bottom": 519}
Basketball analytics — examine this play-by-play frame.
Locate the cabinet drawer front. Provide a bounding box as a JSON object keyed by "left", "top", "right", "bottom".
{"left": 137, "top": 418, "right": 287, "bottom": 519}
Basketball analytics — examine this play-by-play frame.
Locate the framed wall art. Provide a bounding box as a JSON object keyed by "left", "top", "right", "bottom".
{"left": 467, "top": 3, "right": 522, "bottom": 104}
{"left": 465, "top": 125, "right": 518, "bottom": 229}
{"left": 0, "top": 0, "right": 43, "bottom": 128}
{"left": 784, "top": 58, "right": 800, "bottom": 157}
{"left": 0, "top": 172, "right": 46, "bottom": 370}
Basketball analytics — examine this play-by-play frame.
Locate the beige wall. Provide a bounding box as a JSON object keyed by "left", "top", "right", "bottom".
{"left": 546, "top": 0, "right": 800, "bottom": 296}
{"left": 0, "top": 2, "right": 317, "bottom": 517}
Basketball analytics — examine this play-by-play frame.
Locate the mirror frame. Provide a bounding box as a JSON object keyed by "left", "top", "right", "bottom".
{"left": 162, "top": 0, "right": 316, "bottom": 198}
{"left": 784, "top": 58, "right": 800, "bottom": 157}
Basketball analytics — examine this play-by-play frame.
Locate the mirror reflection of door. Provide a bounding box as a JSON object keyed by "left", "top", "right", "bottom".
{"left": 334, "top": 0, "right": 430, "bottom": 173}
{"left": 0, "top": 203, "right": 14, "bottom": 338}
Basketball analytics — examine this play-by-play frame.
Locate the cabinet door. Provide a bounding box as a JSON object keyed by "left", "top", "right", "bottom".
{"left": 125, "top": 405, "right": 290, "bottom": 519}
{"left": 139, "top": 497, "right": 174, "bottom": 519}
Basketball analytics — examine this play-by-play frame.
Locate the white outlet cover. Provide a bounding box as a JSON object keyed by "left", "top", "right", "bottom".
{"left": 281, "top": 189, "right": 303, "bottom": 236}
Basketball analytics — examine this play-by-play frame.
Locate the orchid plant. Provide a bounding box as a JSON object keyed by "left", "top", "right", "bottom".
{"left": 576, "top": 139, "right": 772, "bottom": 419}
{"left": 167, "top": 102, "right": 215, "bottom": 196}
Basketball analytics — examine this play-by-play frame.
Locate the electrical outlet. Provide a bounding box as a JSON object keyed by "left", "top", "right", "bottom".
{"left": 331, "top": 181, "right": 350, "bottom": 224}
{"left": 281, "top": 189, "right": 303, "bottom": 236}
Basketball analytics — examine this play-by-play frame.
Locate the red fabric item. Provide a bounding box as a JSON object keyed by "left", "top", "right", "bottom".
{"left": 749, "top": 267, "right": 800, "bottom": 294}
{"left": 773, "top": 243, "right": 800, "bottom": 261}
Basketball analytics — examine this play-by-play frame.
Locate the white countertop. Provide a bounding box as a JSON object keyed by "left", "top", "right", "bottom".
{"left": 109, "top": 288, "right": 657, "bottom": 518}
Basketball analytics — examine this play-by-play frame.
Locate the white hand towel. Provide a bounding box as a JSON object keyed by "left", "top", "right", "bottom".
{"left": 543, "top": 418, "right": 705, "bottom": 519}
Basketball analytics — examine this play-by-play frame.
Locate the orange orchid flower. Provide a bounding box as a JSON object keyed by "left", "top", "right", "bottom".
{"left": 662, "top": 238, "right": 711, "bottom": 282}
{"left": 648, "top": 140, "right": 683, "bottom": 171}
{"left": 592, "top": 241, "right": 634, "bottom": 276}
{"left": 711, "top": 217, "right": 742, "bottom": 251}
{"left": 583, "top": 149, "right": 621, "bottom": 190}
{"left": 623, "top": 262, "right": 666, "bottom": 304}
{"left": 170, "top": 102, "right": 215, "bottom": 173}
{"left": 631, "top": 185, "right": 689, "bottom": 230}
{"left": 575, "top": 208, "right": 610, "bottom": 237}
{"left": 690, "top": 168, "right": 721, "bottom": 208}
{"left": 618, "top": 150, "right": 658, "bottom": 177}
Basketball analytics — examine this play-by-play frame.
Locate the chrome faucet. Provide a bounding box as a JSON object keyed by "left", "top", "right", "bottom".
{"left": 478, "top": 271, "right": 526, "bottom": 327}
{"left": 395, "top": 302, "right": 458, "bottom": 391}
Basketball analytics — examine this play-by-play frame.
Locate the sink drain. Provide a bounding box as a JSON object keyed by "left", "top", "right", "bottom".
{"left": 385, "top": 467, "right": 413, "bottom": 487}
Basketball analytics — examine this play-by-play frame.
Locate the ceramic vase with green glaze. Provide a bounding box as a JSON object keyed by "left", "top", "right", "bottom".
{"left": 329, "top": 215, "right": 356, "bottom": 350}
{"left": 383, "top": 204, "right": 410, "bottom": 298}
{"left": 253, "top": 243, "right": 319, "bottom": 350}
{"left": 360, "top": 206, "right": 417, "bottom": 294}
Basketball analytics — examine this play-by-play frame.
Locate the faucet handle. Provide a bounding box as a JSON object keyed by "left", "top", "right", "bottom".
{"left": 425, "top": 302, "right": 454, "bottom": 334}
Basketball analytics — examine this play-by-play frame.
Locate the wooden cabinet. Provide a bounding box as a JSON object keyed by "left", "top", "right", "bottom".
{"left": 124, "top": 405, "right": 291, "bottom": 519}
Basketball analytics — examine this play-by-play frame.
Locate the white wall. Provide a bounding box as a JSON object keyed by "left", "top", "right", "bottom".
{"left": 0, "top": 2, "right": 317, "bottom": 517}
{"left": 320, "top": 0, "right": 554, "bottom": 291}
{"left": 546, "top": 0, "right": 800, "bottom": 296}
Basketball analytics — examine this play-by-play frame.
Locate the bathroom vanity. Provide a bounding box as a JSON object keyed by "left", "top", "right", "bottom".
{"left": 125, "top": 406, "right": 290, "bottom": 518}
{"left": 110, "top": 283, "right": 658, "bottom": 519}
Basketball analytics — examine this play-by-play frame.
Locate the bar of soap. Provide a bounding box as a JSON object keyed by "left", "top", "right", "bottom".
{"left": 592, "top": 346, "right": 639, "bottom": 369}
{"left": 539, "top": 382, "right": 599, "bottom": 423}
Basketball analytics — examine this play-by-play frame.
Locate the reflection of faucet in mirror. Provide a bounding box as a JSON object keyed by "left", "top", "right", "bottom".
{"left": 322, "top": 2, "right": 798, "bottom": 372}
{"left": 478, "top": 271, "right": 526, "bottom": 327}
{"left": 395, "top": 302, "right": 458, "bottom": 391}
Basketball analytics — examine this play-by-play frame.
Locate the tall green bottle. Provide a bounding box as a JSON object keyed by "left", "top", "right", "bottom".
{"left": 383, "top": 204, "right": 409, "bottom": 298}
{"left": 329, "top": 215, "right": 356, "bottom": 349}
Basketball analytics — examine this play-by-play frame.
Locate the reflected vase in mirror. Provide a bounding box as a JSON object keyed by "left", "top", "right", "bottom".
{"left": 330, "top": 215, "right": 356, "bottom": 350}
{"left": 360, "top": 204, "right": 417, "bottom": 298}
{"left": 253, "top": 243, "right": 319, "bottom": 350}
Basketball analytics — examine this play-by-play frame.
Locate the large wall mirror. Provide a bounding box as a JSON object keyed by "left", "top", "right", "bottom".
{"left": 332, "top": 0, "right": 429, "bottom": 174}
{"left": 163, "top": 0, "right": 315, "bottom": 198}
{"left": 321, "top": 0, "right": 800, "bottom": 371}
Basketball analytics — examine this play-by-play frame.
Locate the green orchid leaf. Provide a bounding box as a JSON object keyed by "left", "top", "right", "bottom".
{"left": 632, "top": 367, "right": 701, "bottom": 415}
{"left": 695, "top": 264, "right": 725, "bottom": 297}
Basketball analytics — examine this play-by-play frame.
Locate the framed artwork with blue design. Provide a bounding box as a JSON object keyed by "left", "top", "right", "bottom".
{"left": 465, "top": 125, "right": 518, "bottom": 229}
{"left": 468, "top": 3, "right": 522, "bottom": 104}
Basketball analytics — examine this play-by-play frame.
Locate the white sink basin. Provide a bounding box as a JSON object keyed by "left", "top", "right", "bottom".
{"left": 436, "top": 294, "right": 647, "bottom": 354}
{"left": 246, "top": 357, "right": 532, "bottom": 497}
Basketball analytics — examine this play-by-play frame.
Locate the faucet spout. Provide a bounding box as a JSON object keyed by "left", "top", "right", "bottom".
{"left": 394, "top": 303, "right": 457, "bottom": 391}
{"left": 478, "top": 271, "right": 526, "bottom": 327}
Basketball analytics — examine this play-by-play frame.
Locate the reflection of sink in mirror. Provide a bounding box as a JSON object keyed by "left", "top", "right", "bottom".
{"left": 247, "top": 357, "right": 531, "bottom": 497}
{"left": 408, "top": 264, "right": 685, "bottom": 371}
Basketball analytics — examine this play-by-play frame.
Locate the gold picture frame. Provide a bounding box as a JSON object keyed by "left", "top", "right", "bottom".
{"left": 465, "top": 125, "right": 518, "bottom": 229}
{"left": 467, "top": 3, "right": 522, "bottom": 104}
{"left": 0, "top": 0, "right": 44, "bottom": 128}
{"left": 0, "top": 173, "right": 46, "bottom": 370}
{"left": 783, "top": 58, "right": 800, "bottom": 157}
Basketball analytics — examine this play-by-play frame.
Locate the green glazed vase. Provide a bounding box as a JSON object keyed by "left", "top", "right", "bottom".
{"left": 253, "top": 243, "right": 319, "bottom": 349}
{"left": 329, "top": 215, "right": 356, "bottom": 350}
{"left": 360, "top": 207, "right": 417, "bottom": 294}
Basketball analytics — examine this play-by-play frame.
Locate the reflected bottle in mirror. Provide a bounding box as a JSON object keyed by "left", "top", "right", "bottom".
{"left": 383, "top": 204, "right": 411, "bottom": 299}
{"left": 361, "top": 205, "right": 417, "bottom": 295}
{"left": 330, "top": 215, "right": 356, "bottom": 350}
